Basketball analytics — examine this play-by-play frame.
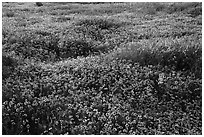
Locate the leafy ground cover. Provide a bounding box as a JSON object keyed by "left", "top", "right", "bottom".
{"left": 2, "top": 2, "right": 202, "bottom": 135}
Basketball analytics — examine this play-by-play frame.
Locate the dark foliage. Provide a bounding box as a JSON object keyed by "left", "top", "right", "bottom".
{"left": 4, "top": 11, "right": 15, "bottom": 17}
{"left": 36, "top": 2, "right": 43, "bottom": 7}
{"left": 2, "top": 54, "right": 18, "bottom": 79}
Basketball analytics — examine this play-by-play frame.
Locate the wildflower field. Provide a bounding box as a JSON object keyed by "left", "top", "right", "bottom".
{"left": 2, "top": 2, "right": 202, "bottom": 135}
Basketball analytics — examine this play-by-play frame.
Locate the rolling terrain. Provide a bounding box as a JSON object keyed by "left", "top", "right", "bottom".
{"left": 2, "top": 2, "right": 202, "bottom": 135}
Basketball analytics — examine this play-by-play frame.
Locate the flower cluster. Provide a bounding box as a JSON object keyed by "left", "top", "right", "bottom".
{"left": 2, "top": 58, "right": 202, "bottom": 135}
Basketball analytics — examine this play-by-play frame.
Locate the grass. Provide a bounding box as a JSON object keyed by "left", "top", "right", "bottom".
{"left": 111, "top": 36, "right": 201, "bottom": 73}
{"left": 2, "top": 2, "right": 202, "bottom": 135}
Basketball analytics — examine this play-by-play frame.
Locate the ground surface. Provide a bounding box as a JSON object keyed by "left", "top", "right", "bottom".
{"left": 2, "top": 2, "right": 202, "bottom": 135}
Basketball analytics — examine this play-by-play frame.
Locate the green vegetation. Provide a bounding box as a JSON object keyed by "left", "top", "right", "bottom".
{"left": 2, "top": 2, "right": 202, "bottom": 135}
